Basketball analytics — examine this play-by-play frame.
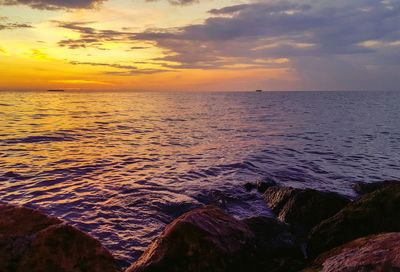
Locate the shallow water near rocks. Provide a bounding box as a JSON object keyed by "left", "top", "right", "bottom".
{"left": 0, "top": 91, "right": 399, "bottom": 268}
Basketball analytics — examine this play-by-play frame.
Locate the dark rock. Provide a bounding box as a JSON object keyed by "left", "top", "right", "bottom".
{"left": 0, "top": 203, "right": 62, "bottom": 236}
{"left": 353, "top": 180, "right": 400, "bottom": 195}
{"left": 264, "top": 186, "right": 299, "bottom": 213}
{"left": 126, "top": 206, "right": 255, "bottom": 272}
{"left": 20, "top": 224, "right": 118, "bottom": 271}
{"left": 306, "top": 233, "right": 400, "bottom": 272}
{"left": 158, "top": 200, "right": 203, "bottom": 220}
{"left": 244, "top": 182, "right": 256, "bottom": 192}
{"left": 308, "top": 184, "right": 400, "bottom": 258}
{"left": 0, "top": 204, "right": 118, "bottom": 272}
{"left": 244, "top": 178, "right": 278, "bottom": 193}
{"left": 243, "top": 216, "right": 304, "bottom": 272}
{"left": 256, "top": 178, "right": 278, "bottom": 193}
{"left": 264, "top": 186, "right": 349, "bottom": 234}
{"left": 243, "top": 216, "right": 300, "bottom": 257}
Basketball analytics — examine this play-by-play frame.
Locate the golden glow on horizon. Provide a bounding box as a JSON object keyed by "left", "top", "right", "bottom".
{"left": 0, "top": 0, "right": 302, "bottom": 91}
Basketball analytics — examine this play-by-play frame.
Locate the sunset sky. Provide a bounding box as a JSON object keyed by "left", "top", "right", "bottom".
{"left": 1, "top": 0, "right": 400, "bottom": 91}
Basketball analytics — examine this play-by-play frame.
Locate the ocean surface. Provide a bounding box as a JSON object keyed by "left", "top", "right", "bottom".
{"left": 1, "top": 91, "right": 399, "bottom": 267}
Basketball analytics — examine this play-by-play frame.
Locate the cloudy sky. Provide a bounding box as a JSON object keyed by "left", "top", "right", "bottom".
{"left": 0, "top": 0, "right": 399, "bottom": 91}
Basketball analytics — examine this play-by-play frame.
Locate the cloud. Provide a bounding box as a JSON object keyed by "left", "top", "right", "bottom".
{"left": 0, "top": 0, "right": 201, "bottom": 9}
{"left": 146, "top": 0, "right": 199, "bottom": 6}
{"left": 0, "top": 0, "right": 105, "bottom": 10}
{"left": 129, "top": 0, "right": 400, "bottom": 89}
{"left": 54, "top": 21, "right": 133, "bottom": 49}
{"left": 48, "top": 0, "right": 400, "bottom": 89}
{"left": 0, "top": 22, "right": 32, "bottom": 30}
{"left": 68, "top": 60, "right": 169, "bottom": 75}
{"left": 130, "top": 46, "right": 150, "bottom": 50}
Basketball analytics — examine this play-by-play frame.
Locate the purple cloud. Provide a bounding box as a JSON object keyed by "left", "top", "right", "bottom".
{"left": 0, "top": 0, "right": 105, "bottom": 10}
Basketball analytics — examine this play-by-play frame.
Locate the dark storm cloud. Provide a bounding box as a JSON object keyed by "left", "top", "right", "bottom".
{"left": 0, "top": 0, "right": 104, "bottom": 9}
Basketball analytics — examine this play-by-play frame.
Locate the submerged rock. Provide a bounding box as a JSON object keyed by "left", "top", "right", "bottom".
{"left": 306, "top": 233, "right": 400, "bottom": 272}
{"left": 264, "top": 186, "right": 349, "bottom": 234}
{"left": 243, "top": 216, "right": 304, "bottom": 272}
{"left": 256, "top": 178, "right": 278, "bottom": 193}
{"left": 127, "top": 206, "right": 255, "bottom": 272}
{"left": 244, "top": 178, "right": 277, "bottom": 193}
{"left": 244, "top": 182, "right": 256, "bottom": 192}
{"left": 308, "top": 184, "right": 400, "bottom": 257}
{"left": 0, "top": 204, "right": 118, "bottom": 272}
{"left": 352, "top": 180, "right": 400, "bottom": 195}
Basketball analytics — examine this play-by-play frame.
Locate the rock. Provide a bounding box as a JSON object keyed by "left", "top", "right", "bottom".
{"left": 127, "top": 206, "right": 255, "bottom": 272}
{"left": 264, "top": 186, "right": 299, "bottom": 213}
{"left": 244, "top": 182, "right": 256, "bottom": 192}
{"left": 306, "top": 233, "right": 400, "bottom": 272}
{"left": 0, "top": 204, "right": 118, "bottom": 272}
{"left": 308, "top": 184, "right": 400, "bottom": 258}
{"left": 243, "top": 216, "right": 304, "bottom": 272}
{"left": 256, "top": 178, "right": 278, "bottom": 193}
{"left": 243, "top": 216, "right": 300, "bottom": 257}
{"left": 244, "top": 178, "right": 277, "bottom": 193}
{"left": 353, "top": 180, "right": 400, "bottom": 195}
{"left": 264, "top": 187, "right": 349, "bottom": 234}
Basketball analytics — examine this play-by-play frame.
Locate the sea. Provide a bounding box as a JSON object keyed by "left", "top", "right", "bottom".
{"left": 0, "top": 91, "right": 399, "bottom": 267}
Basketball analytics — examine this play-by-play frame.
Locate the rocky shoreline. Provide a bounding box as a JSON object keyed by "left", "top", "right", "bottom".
{"left": 1, "top": 180, "right": 399, "bottom": 271}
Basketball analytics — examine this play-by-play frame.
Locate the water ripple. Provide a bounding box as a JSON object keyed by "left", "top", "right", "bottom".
{"left": 0, "top": 91, "right": 399, "bottom": 269}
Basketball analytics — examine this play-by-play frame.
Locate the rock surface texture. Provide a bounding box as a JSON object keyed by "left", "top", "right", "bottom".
{"left": 352, "top": 180, "right": 400, "bottom": 195}
{"left": 127, "top": 205, "right": 255, "bottom": 272}
{"left": 308, "top": 184, "right": 400, "bottom": 257}
{"left": 0, "top": 204, "right": 118, "bottom": 272}
{"left": 264, "top": 186, "right": 349, "bottom": 234}
{"left": 243, "top": 216, "right": 304, "bottom": 272}
{"left": 306, "top": 233, "right": 400, "bottom": 272}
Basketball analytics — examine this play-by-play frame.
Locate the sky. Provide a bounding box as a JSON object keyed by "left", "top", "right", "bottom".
{"left": 0, "top": 0, "right": 400, "bottom": 91}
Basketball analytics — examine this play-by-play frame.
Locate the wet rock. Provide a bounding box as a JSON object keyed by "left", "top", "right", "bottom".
{"left": 308, "top": 184, "right": 400, "bottom": 258}
{"left": 195, "top": 189, "right": 241, "bottom": 208}
{"left": 20, "top": 224, "right": 118, "bottom": 272}
{"left": 244, "top": 178, "right": 278, "bottom": 193}
{"left": 306, "top": 233, "right": 400, "bottom": 272}
{"left": 127, "top": 206, "right": 255, "bottom": 272}
{"left": 264, "top": 186, "right": 349, "bottom": 234}
{"left": 244, "top": 182, "right": 256, "bottom": 192}
{"left": 243, "top": 216, "right": 304, "bottom": 272}
{"left": 353, "top": 180, "right": 400, "bottom": 195}
{"left": 256, "top": 177, "right": 278, "bottom": 193}
{"left": 0, "top": 204, "right": 118, "bottom": 272}
{"left": 158, "top": 199, "right": 203, "bottom": 221}
{"left": 243, "top": 216, "right": 300, "bottom": 257}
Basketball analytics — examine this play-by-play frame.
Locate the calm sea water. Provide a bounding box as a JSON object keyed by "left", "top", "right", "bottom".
{"left": 1, "top": 91, "right": 400, "bottom": 267}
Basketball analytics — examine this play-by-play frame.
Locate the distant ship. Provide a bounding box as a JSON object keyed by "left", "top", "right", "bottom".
{"left": 47, "top": 89, "right": 65, "bottom": 92}
{"left": 255, "top": 89, "right": 263, "bottom": 92}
